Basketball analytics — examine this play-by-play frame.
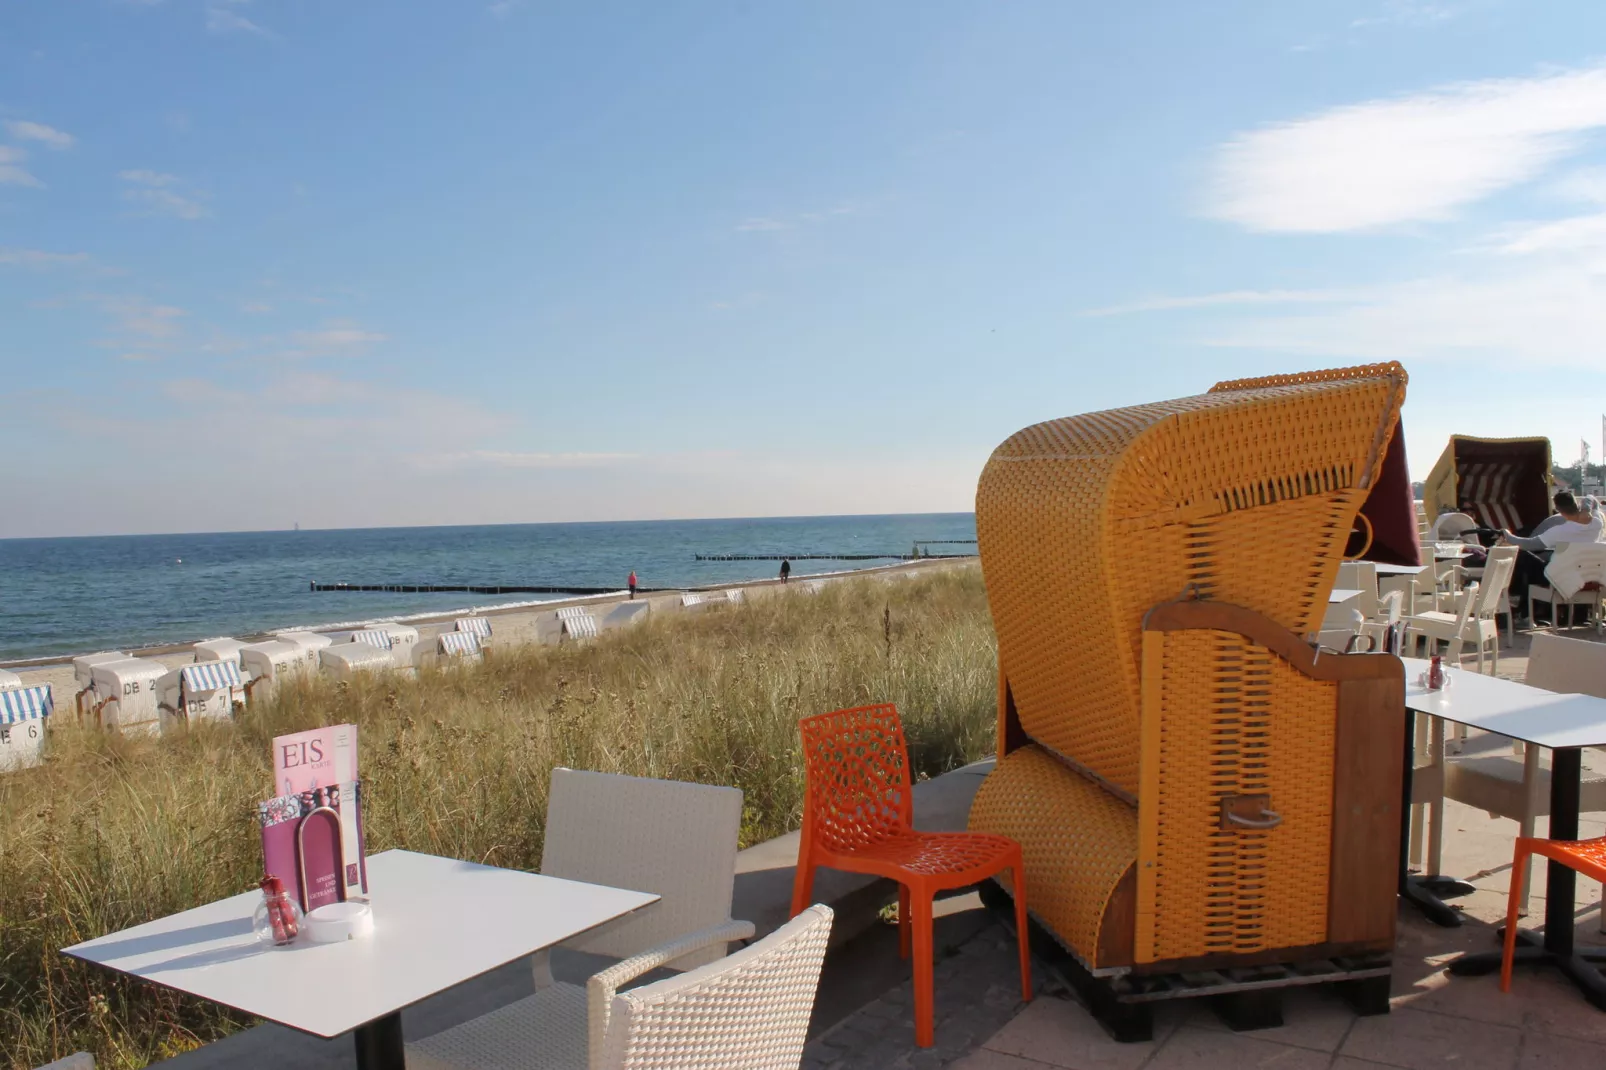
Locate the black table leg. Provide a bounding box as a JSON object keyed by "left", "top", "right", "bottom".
{"left": 354, "top": 1012, "right": 405, "bottom": 1070}
{"left": 1399, "top": 710, "right": 1466, "bottom": 927}
{"left": 1448, "top": 748, "right": 1606, "bottom": 1009}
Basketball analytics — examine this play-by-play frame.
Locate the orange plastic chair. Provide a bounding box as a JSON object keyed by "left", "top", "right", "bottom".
{"left": 790, "top": 703, "right": 1031, "bottom": 1047}
{"left": 1501, "top": 836, "right": 1606, "bottom": 991}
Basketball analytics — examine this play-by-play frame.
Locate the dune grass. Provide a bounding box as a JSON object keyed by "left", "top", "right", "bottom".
{"left": 0, "top": 566, "right": 997, "bottom": 1069}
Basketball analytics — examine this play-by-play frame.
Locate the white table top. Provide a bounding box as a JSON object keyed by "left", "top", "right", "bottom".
{"left": 1329, "top": 589, "right": 1363, "bottom": 604}
{"left": 1401, "top": 658, "right": 1606, "bottom": 749}
{"left": 63, "top": 849, "right": 659, "bottom": 1038}
{"left": 1374, "top": 563, "right": 1430, "bottom": 577}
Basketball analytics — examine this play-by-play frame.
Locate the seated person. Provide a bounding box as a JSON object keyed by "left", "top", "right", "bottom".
{"left": 1500, "top": 491, "right": 1605, "bottom": 619}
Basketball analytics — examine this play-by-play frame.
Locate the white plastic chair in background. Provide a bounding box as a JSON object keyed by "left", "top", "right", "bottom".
{"left": 1404, "top": 547, "right": 1517, "bottom": 674}
{"left": 407, "top": 768, "right": 748, "bottom": 1070}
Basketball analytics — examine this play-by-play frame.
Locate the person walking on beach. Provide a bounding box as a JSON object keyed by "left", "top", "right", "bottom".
{"left": 779, "top": 559, "right": 791, "bottom": 584}
{"left": 628, "top": 571, "right": 638, "bottom": 600}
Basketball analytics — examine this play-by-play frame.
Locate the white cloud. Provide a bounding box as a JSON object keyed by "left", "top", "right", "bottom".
{"left": 118, "top": 169, "right": 178, "bottom": 186}
{"left": 487, "top": 0, "right": 520, "bottom": 16}
{"left": 1352, "top": 1, "right": 1469, "bottom": 29}
{"left": 1081, "top": 288, "right": 1359, "bottom": 317}
{"left": 1206, "top": 64, "right": 1606, "bottom": 232}
{"left": 426, "top": 450, "right": 639, "bottom": 471}
{"left": 290, "top": 326, "right": 387, "bottom": 351}
{"left": 206, "top": 4, "right": 270, "bottom": 36}
{"left": 0, "top": 146, "right": 43, "bottom": 187}
{"left": 3, "top": 120, "right": 74, "bottom": 150}
{"left": 118, "top": 170, "right": 209, "bottom": 219}
{"left": 0, "top": 247, "right": 95, "bottom": 270}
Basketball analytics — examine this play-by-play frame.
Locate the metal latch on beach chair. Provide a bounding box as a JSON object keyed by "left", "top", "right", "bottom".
{"left": 1219, "top": 794, "right": 1283, "bottom": 830}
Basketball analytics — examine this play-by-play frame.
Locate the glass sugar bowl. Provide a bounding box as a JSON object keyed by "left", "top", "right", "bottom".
{"left": 253, "top": 875, "right": 303, "bottom": 946}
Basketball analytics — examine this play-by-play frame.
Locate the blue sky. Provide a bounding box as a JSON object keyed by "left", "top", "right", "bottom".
{"left": 3, "top": 1, "right": 1606, "bottom": 537}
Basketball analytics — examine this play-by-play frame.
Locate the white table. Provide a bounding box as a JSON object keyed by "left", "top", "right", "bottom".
{"left": 63, "top": 850, "right": 659, "bottom": 1069}
{"left": 1398, "top": 660, "right": 1606, "bottom": 1009}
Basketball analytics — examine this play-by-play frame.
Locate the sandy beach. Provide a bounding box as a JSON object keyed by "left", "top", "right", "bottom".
{"left": 5, "top": 558, "right": 974, "bottom": 709}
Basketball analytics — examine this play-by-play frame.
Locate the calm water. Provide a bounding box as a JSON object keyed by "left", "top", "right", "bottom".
{"left": 0, "top": 514, "right": 977, "bottom": 661}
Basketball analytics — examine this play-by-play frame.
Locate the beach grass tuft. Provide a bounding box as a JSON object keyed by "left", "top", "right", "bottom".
{"left": 0, "top": 566, "right": 996, "bottom": 1069}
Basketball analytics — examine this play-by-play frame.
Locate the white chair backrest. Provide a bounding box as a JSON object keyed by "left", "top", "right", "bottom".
{"left": 1526, "top": 633, "right": 1606, "bottom": 699}
{"left": 455, "top": 617, "right": 493, "bottom": 638}
{"left": 1376, "top": 588, "right": 1403, "bottom": 625}
{"left": 597, "top": 905, "right": 832, "bottom": 1070}
{"left": 1431, "top": 512, "right": 1478, "bottom": 541}
{"left": 556, "top": 606, "right": 591, "bottom": 621}
{"left": 1335, "top": 561, "right": 1379, "bottom": 619}
{"left": 542, "top": 768, "right": 743, "bottom": 968}
{"left": 1473, "top": 547, "right": 1518, "bottom": 618}
{"left": 36, "top": 1054, "right": 95, "bottom": 1070}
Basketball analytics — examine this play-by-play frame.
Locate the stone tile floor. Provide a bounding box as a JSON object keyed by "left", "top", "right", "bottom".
{"left": 806, "top": 793, "right": 1606, "bottom": 1069}
{"left": 805, "top": 629, "right": 1606, "bottom": 1070}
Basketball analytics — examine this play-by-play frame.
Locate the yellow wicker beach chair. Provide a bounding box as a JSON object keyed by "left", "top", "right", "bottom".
{"left": 969, "top": 364, "right": 1410, "bottom": 1039}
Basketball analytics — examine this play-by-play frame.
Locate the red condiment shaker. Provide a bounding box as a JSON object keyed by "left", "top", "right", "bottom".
{"left": 256, "top": 874, "right": 301, "bottom": 945}
{"left": 1428, "top": 654, "right": 1444, "bottom": 691}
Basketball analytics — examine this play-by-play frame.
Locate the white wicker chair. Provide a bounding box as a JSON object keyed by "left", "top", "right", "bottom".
{"left": 407, "top": 769, "right": 747, "bottom": 1070}
{"left": 593, "top": 905, "right": 832, "bottom": 1070}
{"left": 35, "top": 1055, "right": 95, "bottom": 1070}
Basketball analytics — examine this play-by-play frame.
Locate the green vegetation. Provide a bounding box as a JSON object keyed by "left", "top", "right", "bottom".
{"left": 0, "top": 567, "right": 997, "bottom": 1069}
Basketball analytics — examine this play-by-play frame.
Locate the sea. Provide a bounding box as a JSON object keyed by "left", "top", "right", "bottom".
{"left": 0, "top": 513, "right": 977, "bottom": 662}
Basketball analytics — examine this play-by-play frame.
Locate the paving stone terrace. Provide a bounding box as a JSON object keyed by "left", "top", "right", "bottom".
{"left": 803, "top": 628, "right": 1606, "bottom": 1070}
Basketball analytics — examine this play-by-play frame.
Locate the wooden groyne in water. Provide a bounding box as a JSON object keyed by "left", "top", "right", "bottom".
{"left": 310, "top": 582, "right": 662, "bottom": 595}
{"left": 691, "top": 552, "right": 973, "bottom": 562}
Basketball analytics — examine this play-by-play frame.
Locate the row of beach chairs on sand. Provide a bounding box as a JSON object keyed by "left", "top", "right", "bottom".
{"left": 4, "top": 581, "right": 822, "bottom": 774}
{"left": 0, "top": 618, "right": 497, "bottom": 773}
{"left": 1, "top": 584, "right": 769, "bottom": 773}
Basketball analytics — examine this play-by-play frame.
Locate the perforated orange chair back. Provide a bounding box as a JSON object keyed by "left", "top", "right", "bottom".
{"left": 798, "top": 703, "right": 912, "bottom": 853}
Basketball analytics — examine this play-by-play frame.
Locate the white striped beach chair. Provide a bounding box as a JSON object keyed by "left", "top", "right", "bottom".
{"left": 1, "top": 683, "right": 53, "bottom": 772}
{"left": 437, "top": 631, "right": 482, "bottom": 658}
{"left": 351, "top": 629, "right": 394, "bottom": 650}
{"left": 455, "top": 616, "right": 493, "bottom": 639}
{"left": 681, "top": 593, "right": 705, "bottom": 607}
{"left": 725, "top": 588, "right": 745, "bottom": 604}
{"left": 560, "top": 614, "right": 599, "bottom": 642}
{"left": 555, "top": 605, "right": 591, "bottom": 621}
